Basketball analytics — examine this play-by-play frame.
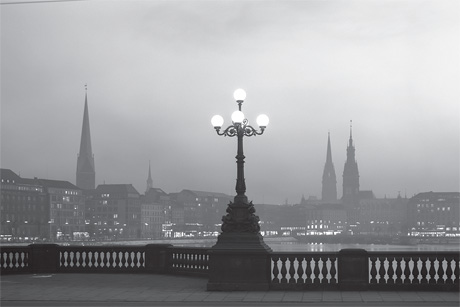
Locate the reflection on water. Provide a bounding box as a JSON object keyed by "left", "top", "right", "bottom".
{"left": 268, "top": 242, "right": 460, "bottom": 252}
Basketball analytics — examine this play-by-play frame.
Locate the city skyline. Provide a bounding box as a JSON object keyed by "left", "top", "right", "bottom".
{"left": 1, "top": 0, "right": 459, "bottom": 204}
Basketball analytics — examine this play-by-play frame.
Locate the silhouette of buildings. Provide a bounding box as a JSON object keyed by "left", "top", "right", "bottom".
{"left": 2, "top": 108, "right": 460, "bottom": 242}
{"left": 76, "top": 90, "right": 95, "bottom": 190}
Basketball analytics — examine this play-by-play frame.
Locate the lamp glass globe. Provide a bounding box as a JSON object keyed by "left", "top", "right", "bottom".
{"left": 256, "top": 114, "right": 269, "bottom": 127}
{"left": 211, "top": 115, "right": 224, "bottom": 127}
{"left": 231, "top": 110, "right": 245, "bottom": 123}
{"left": 233, "top": 89, "right": 246, "bottom": 101}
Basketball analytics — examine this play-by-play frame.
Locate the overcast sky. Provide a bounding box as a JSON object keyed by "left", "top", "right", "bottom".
{"left": 1, "top": 0, "right": 459, "bottom": 204}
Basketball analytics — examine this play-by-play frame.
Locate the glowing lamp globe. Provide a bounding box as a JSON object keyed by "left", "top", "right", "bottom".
{"left": 256, "top": 114, "right": 269, "bottom": 127}
{"left": 211, "top": 115, "right": 224, "bottom": 128}
{"left": 231, "top": 110, "right": 245, "bottom": 123}
{"left": 233, "top": 89, "right": 246, "bottom": 102}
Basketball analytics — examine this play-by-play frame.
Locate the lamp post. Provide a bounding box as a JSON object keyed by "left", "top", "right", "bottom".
{"left": 210, "top": 89, "right": 270, "bottom": 234}
{"left": 207, "top": 89, "right": 272, "bottom": 291}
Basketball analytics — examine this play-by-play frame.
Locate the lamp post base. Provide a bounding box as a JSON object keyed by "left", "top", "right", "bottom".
{"left": 207, "top": 232, "right": 272, "bottom": 291}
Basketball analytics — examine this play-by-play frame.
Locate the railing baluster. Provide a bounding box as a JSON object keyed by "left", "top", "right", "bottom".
{"left": 280, "top": 255, "right": 288, "bottom": 284}
{"left": 445, "top": 257, "right": 454, "bottom": 284}
{"left": 17, "top": 251, "right": 25, "bottom": 269}
{"left": 378, "top": 256, "right": 386, "bottom": 284}
{"left": 370, "top": 256, "right": 378, "bottom": 284}
{"left": 288, "top": 256, "right": 296, "bottom": 283}
{"left": 297, "top": 257, "right": 305, "bottom": 284}
{"left": 428, "top": 256, "right": 437, "bottom": 284}
{"left": 394, "top": 256, "right": 403, "bottom": 284}
{"left": 139, "top": 251, "right": 145, "bottom": 268}
{"left": 412, "top": 257, "right": 420, "bottom": 284}
{"left": 272, "top": 256, "right": 280, "bottom": 283}
{"left": 330, "top": 256, "right": 337, "bottom": 284}
{"left": 313, "top": 256, "right": 321, "bottom": 284}
{"left": 321, "top": 257, "right": 328, "bottom": 284}
{"left": 387, "top": 256, "right": 395, "bottom": 284}
{"left": 453, "top": 254, "right": 459, "bottom": 285}
{"left": 403, "top": 257, "right": 411, "bottom": 284}
{"left": 1, "top": 252, "right": 5, "bottom": 269}
{"left": 420, "top": 257, "right": 428, "bottom": 284}
{"left": 438, "top": 257, "right": 445, "bottom": 284}
{"left": 305, "top": 257, "right": 312, "bottom": 284}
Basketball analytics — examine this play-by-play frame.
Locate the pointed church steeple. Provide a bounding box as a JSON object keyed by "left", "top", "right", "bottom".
{"left": 146, "top": 161, "right": 153, "bottom": 193}
{"left": 342, "top": 120, "right": 359, "bottom": 205}
{"left": 322, "top": 132, "right": 337, "bottom": 201}
{"left": 76, "top": 86, "right": 95, "bottom": 190}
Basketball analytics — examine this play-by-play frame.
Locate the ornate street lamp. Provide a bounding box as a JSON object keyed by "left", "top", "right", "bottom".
{"left": 210, "top": 89, "right": 269, "bottom": 234}
{"left": 207, "top": 89, "right": 272, "bottom": 291}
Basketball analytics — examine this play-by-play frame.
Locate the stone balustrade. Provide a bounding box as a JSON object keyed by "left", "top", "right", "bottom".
{"left": 1, "top": 244, "right": 458, "bottom": 291}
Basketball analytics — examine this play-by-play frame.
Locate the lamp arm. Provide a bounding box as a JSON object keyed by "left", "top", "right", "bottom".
{"left": 243, "top": 125, "right": 265, "bottom": 136}
{"left": 215, "top": 125, "right": 238, "bottom": 137}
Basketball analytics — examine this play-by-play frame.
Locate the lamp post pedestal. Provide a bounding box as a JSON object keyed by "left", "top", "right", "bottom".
{"left": 207, "top": 198, "right": 272, "bottom": 291}
{"left": 207, "top": 232, "right": 272, "bottom": 291}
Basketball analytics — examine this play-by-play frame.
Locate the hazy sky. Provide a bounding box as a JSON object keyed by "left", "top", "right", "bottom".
{"left": 1, "top": 0, "right": 459, "bottom": 204}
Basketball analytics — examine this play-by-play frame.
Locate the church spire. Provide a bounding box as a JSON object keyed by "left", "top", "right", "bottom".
{"left": 322, "top": 132, "right": 337, "bottom": 201}
{"left": 146, "top": 161, "right": 153, "bottom": 193}
{"left": 76, "top": 86, "right": 95, "bottom": 190}
{"left": 348, "top": 120, "right": 353, "bottom": 148}
{"left": 342, "top": 120, "right": 359, "bottom": 205}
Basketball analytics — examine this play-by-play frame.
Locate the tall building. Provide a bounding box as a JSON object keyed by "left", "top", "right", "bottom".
{"left": 141, "top": 187, "right": 168, "bottom": 239}
{"left": 87, "top": 184, "right": 141, "bottom": 240}
{"left": 146, "top": 161, "right": 153, "bottom": 193}
{"left": 76, "top": 90, "right": 95, "bottom": 190}
{"left": 322, "top": 132, "right": 337, "bottom": 201}
{"left": 342, "top": 121, "right": 360, "bottom": 205}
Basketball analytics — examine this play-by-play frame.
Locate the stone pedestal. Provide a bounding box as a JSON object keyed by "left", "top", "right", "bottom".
{"left": 338, "top": 248, "right": 369, "bottom": 290}
{"left": 29, "top": 244, "right": 60, "bottom": 274}
{"left": 145, "top": 244, "right": 172, "bottom": 273}
{"left": 207, "top": 232, "right": 272, "bottom": 291}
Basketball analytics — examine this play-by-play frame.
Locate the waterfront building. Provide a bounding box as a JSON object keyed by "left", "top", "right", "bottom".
{"left": 407, "top": 192, "right": 460, "bottom": 237}
{"left": 175, "top": 189, "right": 232, "bottom": 236}
{"left": 277, "top": 204, "right": 308, "bottom": 236}
{"left": 0, "top": 169, "right": 85, "bottom": 241}
{"left": 256, "top": 203, "right": 283, "bottom": 236}
{"left": 322, "top": 132, "right": 337, "bottom": 201}
{"left": 76, "top": 90, "right": 96, "bottom": 190}
{"left": 305, "top": 203, "right": 347, "bottom": 236}
{"left": 356, "top": 194, "right": 408, "bottom": 236}
{"left": 34, "top": 178, "right": 85, "bottom": 241}
{"left": 141, "top": 188, "right": 169, "bottom": 239}
{"left": 0, "top": 169, "right": 48, "bottom": 241}
{"left": 88, "top": 184, "right": 141, "bottom": 240}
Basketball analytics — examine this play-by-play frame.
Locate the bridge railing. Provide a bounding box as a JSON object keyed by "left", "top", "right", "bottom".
{"left": 270, "top": 252, "right": 338, "bottom": 290}
{"left": 1, "top": 244, "right": 458, "bottom": 291}
{"left": 368, "top": 251, "right": 459, "bottom": 291}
